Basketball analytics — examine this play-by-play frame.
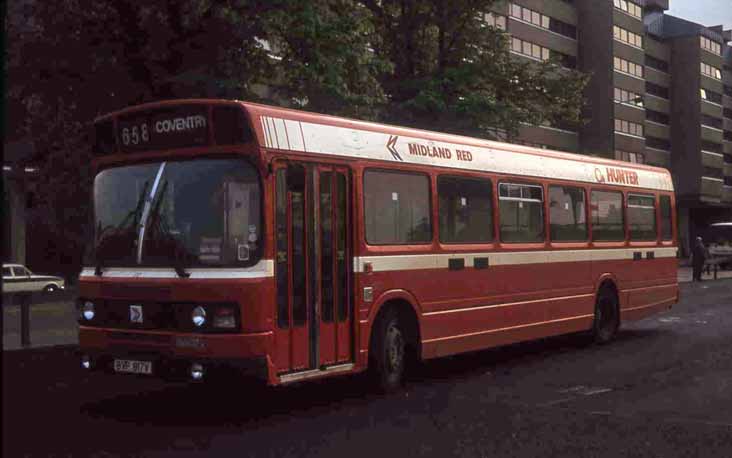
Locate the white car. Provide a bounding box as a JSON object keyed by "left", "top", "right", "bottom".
{"left": 2, "top": 264, "right": 66, "bottom": 293}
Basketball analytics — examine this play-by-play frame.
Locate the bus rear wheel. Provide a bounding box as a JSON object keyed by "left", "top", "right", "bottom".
{"left": 592, "top": 286, "right": 619, "bottom": 344}
{"left": 371, "top": 308, "right": 406, "bottom": 393}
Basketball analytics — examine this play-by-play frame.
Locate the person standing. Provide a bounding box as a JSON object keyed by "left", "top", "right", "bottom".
{"left": 691, "top": 236, "right": 707, "bottom": 282}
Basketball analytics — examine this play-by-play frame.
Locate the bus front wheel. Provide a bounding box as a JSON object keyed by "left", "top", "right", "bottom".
{"left": 592, "top": 285, "right": 619, "bottom": 344}
{"left": 371, "top": 308, "right": 406, "bottom": 393}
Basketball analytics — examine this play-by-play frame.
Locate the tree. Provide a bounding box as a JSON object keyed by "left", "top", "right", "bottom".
{"left": 361, "top": 0, "right": 589, "bottom": 139}
{"left": 5, "top": 0, "right": 386, "bottom": 276}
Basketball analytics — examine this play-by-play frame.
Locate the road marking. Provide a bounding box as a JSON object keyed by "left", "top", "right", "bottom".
{"left": 539, "top": 386, "right": 613, "bottom": 407}
{"left": 658, "top": 316, "right": 681, "bottom": 323}
{"left": 558, "top": 385, "right": 613, "bottom": 396}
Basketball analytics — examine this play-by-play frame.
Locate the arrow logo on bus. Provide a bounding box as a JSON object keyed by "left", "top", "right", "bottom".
{"left": 387, "top": 135, "right": 402, "bottom": 161}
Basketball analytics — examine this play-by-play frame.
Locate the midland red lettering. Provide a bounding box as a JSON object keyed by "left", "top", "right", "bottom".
{"left": 456, "top": 149, "right": 473, "bottom": 161}
{"left": 407, "top": 143, "right": 453, "bottom": 159}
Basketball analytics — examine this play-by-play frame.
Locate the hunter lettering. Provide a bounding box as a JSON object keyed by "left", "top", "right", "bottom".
{"left": 601, "top": 167, "right": 639, "bottom": 185}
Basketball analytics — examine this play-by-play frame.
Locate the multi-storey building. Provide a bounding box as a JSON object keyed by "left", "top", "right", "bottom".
{"left": 491, "top": 0, "right": 732, "bottom": 255}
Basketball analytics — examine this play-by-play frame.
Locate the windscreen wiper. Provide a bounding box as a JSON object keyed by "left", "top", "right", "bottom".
{"left": 94, "top": 182, "right": 151, "bottom": 276}
{"left": 137, "top": 163, "right": 167, "bottom": 264}
{"left": 147, "top": 182, "right": 190, "bottom": 279}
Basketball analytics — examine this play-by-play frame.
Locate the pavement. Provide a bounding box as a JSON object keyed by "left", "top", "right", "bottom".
{"left": 2, "top": 278, "right": 732, "bottom": 457}
{"left": 2, "top": 267, "right": 731, "bottom": 351}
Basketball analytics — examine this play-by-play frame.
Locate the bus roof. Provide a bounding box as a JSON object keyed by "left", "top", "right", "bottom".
{"left": 241, "top": 101, "right": 673, "bottom": 192}
{"left": 94, "top": 99, "right": 674, "bottom": 192}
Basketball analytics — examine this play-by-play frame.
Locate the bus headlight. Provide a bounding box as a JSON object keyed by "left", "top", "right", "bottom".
{"left": 192, "top": 306, "right": 206, "bottom": 327}
{"left": 213, "top": 306, "right": 236, "bottom": 329}
{"left": 82, "top": 301, "right": 95, "bottom": 321}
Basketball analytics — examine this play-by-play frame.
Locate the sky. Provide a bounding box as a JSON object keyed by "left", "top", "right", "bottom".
{"left": 666, "top": 0, "right": 732, "bottom": 34}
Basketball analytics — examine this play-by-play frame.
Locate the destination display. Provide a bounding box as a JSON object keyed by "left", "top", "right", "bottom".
{"left": 116, "top": 105, "right": 209, "bottom": 153}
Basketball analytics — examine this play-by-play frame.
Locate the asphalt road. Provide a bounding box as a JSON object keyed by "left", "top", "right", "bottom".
{"left": 3, "top": 280, "right": 732, "bottom": 457}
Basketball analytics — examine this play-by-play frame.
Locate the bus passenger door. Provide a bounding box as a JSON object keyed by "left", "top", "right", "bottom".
{"left": 273, "top": 163, "right": 353, "bottom": 374}
{"left": 274, "top": 164, "right": 310, "bottom": 372}
{"left": 316, "top": 166, "right": 352, "bottom": 366}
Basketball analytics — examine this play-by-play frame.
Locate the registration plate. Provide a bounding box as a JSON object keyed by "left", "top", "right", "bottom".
{"left": 113, "top": 359, "right": 153, "bottom": 375}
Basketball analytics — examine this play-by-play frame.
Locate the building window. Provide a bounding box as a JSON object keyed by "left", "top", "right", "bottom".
{"left": 703, "top": 167, "right": 723, "bottom": 179}
{"left": 645, "top": 55, "right": 669, "bottom": 73}
{"left": 481, "top": 12, "right": 506, "bottom": 30}
{"left": 552, "top": 50, "right": 577, "bottom": 69}
{"left": 613, "top": 25, "right": 643, "bottom": 48}
{"left": 628, "top": 194, "right": 656, "bottom": 241}
{"left": 724, "top": 154, "right": 732, "bottom": 164}
{"left": 646, "top": 136, "right": 671, "bottom": 151}
{"left": 723, "top": 85, "right": 732, "bottom": 97}
{"left": 549, "top": 18, "right": 576, "bottom": 39}
{"left": 724, "top": 130, "right": 732, "bottom": 142}
{"left": 724, "top": 108, "right": 732, "bottom": 120}
{"left": 438, "top": 176, "right": 493, "bottom": 244}
{"left": 498, "top": 182, "right": 544, "bottom": 243}
{"left": 725, "top": 176, "right": 732, "bottom": 186}
{"left": 700, "top": 88, "right": 723, "bottom": 104}
{"left": 701, "top": 62, "right": 722, "bottom": 80}
{"left": 700, "top": 36, "right": 722, "bottom": 55}
{"left": 364, "top": 170, "right": 432, "bottom": 244}
{"left": 614, "top": 56, "right": 643, "bottom": 78}
{"left": 591, "top": 190, "right": 624, "bottom": 242}
{"left": 659, "top": 195, "right": 672, "bottom": 241}
{"left": 511, "top": 37, "right": 550, "bottom": 61}
{"left": 646, "top": 109, "right": 669, "bottom": 125}
{"left": 508, "top": 3, "right": 576, "bottom": 39}
{"left": 701, "top": 114, "right": 723, "bottom": 130}
{"left": 614, "top": 87, "right": 644, "bottom": 107}
{"left": 646, "top": 82, "right": 669, "bottom": 99}
{"left": 549, "top": 185, "right": 587, "bottom": 242}
{"left": 615, "top": 150, "right": 644, "bottom": 164}
{"left": 701, "top": 140, "right": 722, "bottom": 153}
{"left": 614, "top": 0, "right": 642, "bottom": 19}
{"left": 614, "top": 119, "right": 644, "bottom": 137}
{"left": 510, "top": 37, "right": 575, "bottom": 68}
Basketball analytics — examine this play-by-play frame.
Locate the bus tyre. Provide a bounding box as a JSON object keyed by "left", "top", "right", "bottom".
{"left": 592, "top": 286, "right": 619, "bottom": 344}
{"left": 371, "top": 309, "right": 406, "bottom": 393}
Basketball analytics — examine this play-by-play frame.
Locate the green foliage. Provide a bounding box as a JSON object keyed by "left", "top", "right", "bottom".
{"left": 363, "top": 0, "right": 589, "bottom": 138}
{"left": 6, "top": 0, "right": 588, "bottom": 276}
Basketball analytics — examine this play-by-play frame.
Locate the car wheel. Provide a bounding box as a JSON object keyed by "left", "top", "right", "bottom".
{"left": 44, "top": 284, "right": 58, "bottom": 293}
{"left": 371, "top": 308, "right": 406, "bottom": 393}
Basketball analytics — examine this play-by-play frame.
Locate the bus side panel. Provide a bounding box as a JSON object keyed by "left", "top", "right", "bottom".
{"left": 358, "top": 257, "right": 596, "bottom": 360}
{"left": 592, "top": 257, "right": 677, "bottom": 316}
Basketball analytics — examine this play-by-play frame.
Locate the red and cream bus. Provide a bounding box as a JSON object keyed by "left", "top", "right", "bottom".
{"left": 79, "top": 99, "right": 678, "bottom": 390}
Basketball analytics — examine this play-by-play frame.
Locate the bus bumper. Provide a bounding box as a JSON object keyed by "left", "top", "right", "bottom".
{"left": 79, "top": 327, "right": 275, "bottom": 384}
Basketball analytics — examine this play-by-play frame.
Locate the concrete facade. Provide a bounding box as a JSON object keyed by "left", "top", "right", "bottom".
{"left": 494, "top": 0, "right": 732, "bottom": 256}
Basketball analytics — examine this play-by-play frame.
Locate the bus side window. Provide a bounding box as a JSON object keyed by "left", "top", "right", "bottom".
{"left": 438, "top": 175, "right": 493, "bottom": 244}
{"left": 659, "top": 195, "right": 672, "bottom": 241}
{"left": 549, "top": 185, "right": 587, "bottom": 242}
{"left": 627, "top": 193, "right": 656, "bottom": 241}
{"left": 591, "top": 190, "right": 624, "bottom": 242}
{"left": 498, "top": 182, "right": 544, "bottom": 243}
{"left": 363, "top": 170, "right": 432, "bottom": 245}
